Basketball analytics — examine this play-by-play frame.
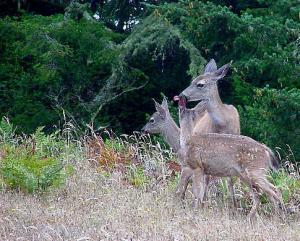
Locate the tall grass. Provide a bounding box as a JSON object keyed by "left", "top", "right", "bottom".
{"left": 0, "top": 117, "right": 299, "bottom": 214}
{"left": 0, "top": 118, "right": 299, "bottom": 240}
{"left": 84, "top": 131, "right": 179, "bottom": 188}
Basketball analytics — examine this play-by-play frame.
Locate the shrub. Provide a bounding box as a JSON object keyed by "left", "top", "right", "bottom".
{"left": 85, "top": 132, "right": 179, "bottom": 187}
{"left": 270, "top": 169, "right": 300, "bottom": 204}
{"left": 126, "top": 166, "right": 149, "bottom": 188}
{"left": 85, "top": 134, "right": 136, "bottom": 172}
{"left": 239, "top": 88, "right": 300, "bottom": 162}
{"left": 0, "top": 117, "right": 15, "bottom": 144}
{"left": 0, "top": 120, "right": 74, "bottom": 193}
{"left": 0, "top": 145, "right": 66, "bottom": 193}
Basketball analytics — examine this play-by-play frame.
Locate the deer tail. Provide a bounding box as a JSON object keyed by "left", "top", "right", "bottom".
{"left": 266, "top": 148, "right": 280, "bottom": 171}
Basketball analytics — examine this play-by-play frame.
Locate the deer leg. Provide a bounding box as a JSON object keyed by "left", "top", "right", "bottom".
{"left": 227, "top": 177, "right": 237, "bottom": 208}
{"left": 175, "top": 166, "right": 193, "bottom": 199}
{"left": 203, "top": 175, "right": 210, "bottom": 202}
{"left": 248, "top": 187, "right": 260, "bottom": 220}
{"left": 198, "top": 175, "right": 210, "bottom": 209}
{"left": 254, "top": 176, "right": 284, "bottom": 215}
{"left": 192, "top": 168, "right": 206, "bottom": 208}
{"left": 239, "top": 174, "right": 260, "bottom": 219}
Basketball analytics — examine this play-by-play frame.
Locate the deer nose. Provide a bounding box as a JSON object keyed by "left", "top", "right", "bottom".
{"left": 179, "top": 93, "right": 188, "bottom": 102}
{"left": 179, "top": 93, "right": 187, "bottom": 100}
{"left": 141, "top": 126, "right": 148, "bottom": 134}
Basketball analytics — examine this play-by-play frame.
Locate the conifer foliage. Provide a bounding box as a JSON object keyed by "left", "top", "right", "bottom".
{"left": 0, "top": 0, "right": 299, "bottom": 161}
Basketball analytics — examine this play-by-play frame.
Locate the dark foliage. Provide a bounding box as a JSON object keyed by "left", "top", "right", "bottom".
{"left": 0, "top": 0, "right": 299, "bottom": 161}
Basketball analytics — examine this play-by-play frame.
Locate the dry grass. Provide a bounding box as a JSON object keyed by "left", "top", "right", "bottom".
{"left": 1, "top": 156, "right": 300, "bottom": 241}
{"left": 0, "top": 130, "right": 300, "bottom": 241}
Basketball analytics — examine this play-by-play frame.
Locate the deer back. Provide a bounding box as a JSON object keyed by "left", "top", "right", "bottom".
{"left": 186, "top": 133, "right": 276, "bottom": 177}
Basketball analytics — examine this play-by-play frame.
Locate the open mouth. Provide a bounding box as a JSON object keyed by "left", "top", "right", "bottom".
{"left": 187, "top": 98, "right": 208, "bottom": 105}
{"left": 142, "top": 130, "right": 149, "bottom": 135}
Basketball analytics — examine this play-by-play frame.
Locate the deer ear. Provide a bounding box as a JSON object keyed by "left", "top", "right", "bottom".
{"left": 161, "top": 96, "right": 169, "bottom": 113}
{"left": 204, "top": 59, "right": 217, "bottom": 73}
{"left": 153, "top": 98, "right": 166, "bottom": 117}
{"left": 152, "top": 98, "right": 160, "bottom": 109}
{"left": 214, "top": 61, "right": 232, "bottom": 80}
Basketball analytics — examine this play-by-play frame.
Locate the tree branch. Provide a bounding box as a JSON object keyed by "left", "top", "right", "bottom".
{"left": 90, "top": 80, "right": 149, "bottom": 125}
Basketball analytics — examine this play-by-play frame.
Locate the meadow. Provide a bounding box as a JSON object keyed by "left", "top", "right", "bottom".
{"left": 0, "top": 119, "right": 299, "bottom": 240}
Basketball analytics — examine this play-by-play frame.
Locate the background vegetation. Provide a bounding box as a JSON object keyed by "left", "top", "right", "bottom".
{"left": 0, "top": 0, "right": 299, "bottom": 162}
{"left": 0, "top": 3, "right": 299, "bottom": 239}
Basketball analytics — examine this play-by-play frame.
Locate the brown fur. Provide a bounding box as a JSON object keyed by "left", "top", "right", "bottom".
{"left": 177, "top": 59, "right": 240, "bottom": 205}
{"left": 186, "top": 133, "right": 282, "bottom": 217}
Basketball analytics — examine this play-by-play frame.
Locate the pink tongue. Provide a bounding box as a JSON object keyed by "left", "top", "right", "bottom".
{"left": 174, "top": 95, "right": 186, "bottom": 107}
{"left": 179, "top": 98, "right": 185, "bottom": 107}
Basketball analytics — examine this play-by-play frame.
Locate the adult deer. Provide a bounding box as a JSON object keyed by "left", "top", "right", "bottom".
{"left": 175, "top": 59, "right": 240, "bottom": 206}
{"left": 180, "top": 59, "right": 240, "bottom": 137}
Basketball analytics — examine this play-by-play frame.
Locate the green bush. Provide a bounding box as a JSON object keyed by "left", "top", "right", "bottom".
{"left": 0, "top": 146, "right": 66, "bottom": 193}
{"left": 126, "top": 166, "right": 150, "bottom": 188}
{"left": 239, "top": 88, "right": 300, "bottom": 162}
{"left": 0, "top": 120, "right": 73, "bottom": 193}
{"left": 0, "top": 117, "right": 15, "bottom": 144}
{"left": 270, "top": 169, "right": 300, "bottom": 203}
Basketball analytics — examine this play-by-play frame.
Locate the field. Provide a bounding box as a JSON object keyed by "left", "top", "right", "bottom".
{"left": 1, "top": 158, "right": 300, "bottom": 240}
{"left": 0, "top": 129, "right": 299, "bottom": 241}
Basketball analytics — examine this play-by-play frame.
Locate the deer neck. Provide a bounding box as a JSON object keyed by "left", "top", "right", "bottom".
{"left": 207, "top": 84, "right": 224, "bottom": 112}
{"left": 179, "top": 109, "right": 194, "bottom": 150}
{"left": 205, "top": 84, "right": 230, "bottom": 129}
{"left": 161, "top": 116, "right": 180, "bottom": 153}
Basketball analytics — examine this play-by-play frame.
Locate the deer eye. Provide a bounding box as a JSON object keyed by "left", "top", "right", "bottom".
{"left": 196, "top": 83, "right": 204, "bottom": 88}
{"left": 150, "top": 118, "right": 155, "bottom": 124}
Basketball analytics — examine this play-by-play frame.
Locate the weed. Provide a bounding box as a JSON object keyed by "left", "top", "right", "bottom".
{"left": 85, "top": 131, "right": 179, "bottom": 187}
{"left": 0, "top": 145, "right": 66, "bottom": 193}
{"left": 0, "top": 119, "right": 76, "bottom": 193}
{"left": 126, "top": 166, "right": 150, "bottom": 188}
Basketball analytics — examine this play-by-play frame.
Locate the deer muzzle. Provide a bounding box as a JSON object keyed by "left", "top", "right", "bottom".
{"left": 174, "top": 94, "right": 187, "bottom": 108}
{"left": 141, "top": 126, "right": 148, "bottom": 134}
